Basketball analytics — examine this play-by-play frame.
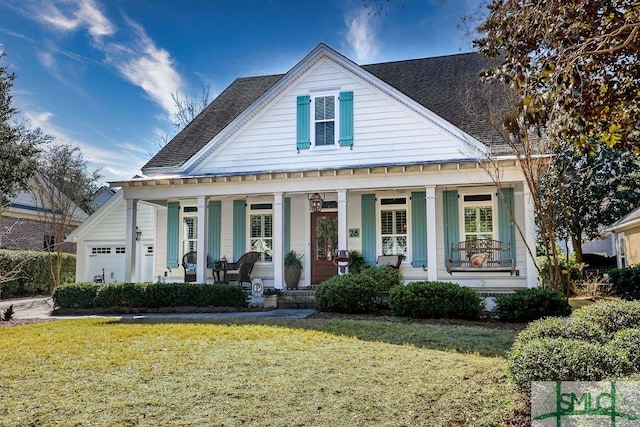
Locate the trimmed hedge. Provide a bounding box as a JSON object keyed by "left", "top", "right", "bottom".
{"left": 508, "top": 338, "right": 632, "bottom": 394}
{"left": 314, "top": 274, "right": 378, "bottom": 314}
{"left": 609, "top": 265, "right": 640, "bottom": 300}
{"left": 52, "top": 282, "right": 248, "bottom": 310}
{"left": 507, "top": 300, "right": 640, "bottom": 395}
{"left": 388, "top": 281, "right": 482, "bottom": 320}
{"left": 494, "top": 287, "right": 571, "bottom": 323}
{"left": 0, "top": 249, "right": 75, "bottom": 298}
{"left": 572, "top": 299, "right": 640, "bottom": 337}
{"left": 512, "top": 317, "right": 607, "bottom": 349}
{"left": 362, "top": 265, "right": 402, "bottom": 294}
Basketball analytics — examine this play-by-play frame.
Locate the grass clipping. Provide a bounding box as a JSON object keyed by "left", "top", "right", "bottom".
{"left": 0, "top": 319, "right": 517, "bottom": 426}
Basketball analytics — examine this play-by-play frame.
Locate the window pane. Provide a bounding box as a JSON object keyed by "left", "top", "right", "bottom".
{"left": 478, "top": 208, "right": 493, "bottom": 232}
{"left": 464, "top": 208, "right": 477, "bottom": 232}
{"left": 381, "top": 211, "right": 393, "bottom": 235}
{"left": 315, "top": 122, "right": 334, "bottom": 146}
{"left": 183, "top": 217, "right": 197, "bottom": 239}
{"left": 394, "top": 210, "right": 407, "bottom": 234}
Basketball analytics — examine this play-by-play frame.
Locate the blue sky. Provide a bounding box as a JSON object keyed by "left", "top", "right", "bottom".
{"left": 0, "top": 0, "right": 483, "bottom": 183}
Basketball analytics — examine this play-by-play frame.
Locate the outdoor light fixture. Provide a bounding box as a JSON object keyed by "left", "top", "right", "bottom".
{"left": 136, "top": 226, "right": 142, "bottom": 241}
{"left": 308, "top": 193, "right": 324, "bottom": 212}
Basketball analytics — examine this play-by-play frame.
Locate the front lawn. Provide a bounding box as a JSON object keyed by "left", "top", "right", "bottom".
{"left": 0, "top": 318, "right": 522, "bottom": 426}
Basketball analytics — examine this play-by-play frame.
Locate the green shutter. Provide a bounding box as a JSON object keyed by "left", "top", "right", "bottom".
{"left": 207, "top": 200, "right": 221, "bottom": 268}
{"left": 498, "top": 188, "right": 516, "bottom": 265}
{"left": 339, "top": 91, "right": 353, "bottom": 147}
{"left": 296, "top": 95, "right": 311, "bottom": 150}
{"left": 166, "top": 202, "right": 180, "bottom": 269}
{"left": 411, "top": 192, "right": 427, "bottom": 267}
{"left": 284, "top": 197, "right": 291, "bottom": 255}
{"left": 233, "top": 200, "right": 246, "bottom": 260}
{"left": 443, "top": 190, "right": 459, "bottom": 267}
{"left": 361, "top": 194, "right": 376, "bottom": 265}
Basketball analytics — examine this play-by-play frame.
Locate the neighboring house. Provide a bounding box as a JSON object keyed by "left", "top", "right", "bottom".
{"left": 581, "top": 233, "right": 617, "bottom": 258}
{"left": 0, "top": 174, "right": 88, "bottom": 253}
{"left": 69, "top": 43, "right": 537, "bottom": 290}
{"left": 608, "top": 207, "right": 640, "bottom": 268}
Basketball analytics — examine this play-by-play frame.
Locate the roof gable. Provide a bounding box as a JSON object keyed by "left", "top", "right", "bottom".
{"left": 142, "top": 44, "right": 501, "bottom": 174}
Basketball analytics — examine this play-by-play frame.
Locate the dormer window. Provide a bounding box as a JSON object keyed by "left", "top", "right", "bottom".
{"left": 297, "top": 91, "right": 353, "bottom": 150}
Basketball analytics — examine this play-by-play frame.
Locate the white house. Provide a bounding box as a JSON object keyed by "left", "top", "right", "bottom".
{"left": 68, "top": 43, "right": 537, "bottom": 291}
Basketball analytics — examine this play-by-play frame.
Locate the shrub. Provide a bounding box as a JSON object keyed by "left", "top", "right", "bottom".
{"left": 607, "top": 329, "right": 640, "bottom": 373}
{"left": 52, "top": 282, "right": 248, "bottom": 310}
{"left": 572, "top": 300, "right": 640, "bottom": 337}
{"left": 0, "top": 250, "right": 75, "bottom": 298}
{"left": 512, "top": 317, "right": 607, "bottom": 350}
{"left": 494, "top": 288, "right": 571, "bottom": 323}
{"left": 609, "top": 266, "right": 640, "bottom": 300}
{"left": 508, "top": 338, "right": 632, "bottom": 394}
{"left": 361, "top": 265, "right": 402, "bottom": 293}
{"left": 388, "top": 281, "right": 482, "bottom": 320}
{"left": 314, "top": 274, "right": 378, "bottom": 313}
{"left": 53, "top": 282, "right": 101, "bottom": 309}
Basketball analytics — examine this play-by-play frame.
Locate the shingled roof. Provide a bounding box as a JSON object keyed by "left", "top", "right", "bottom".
{"left": 143, "top": 51, "right": 502, "bottom": 171}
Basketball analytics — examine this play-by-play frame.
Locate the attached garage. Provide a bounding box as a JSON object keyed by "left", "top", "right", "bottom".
{"left": 67, "top": 190, "right": 158, "bottom": 284}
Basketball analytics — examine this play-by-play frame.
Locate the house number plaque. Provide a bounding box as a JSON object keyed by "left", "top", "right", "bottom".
{"left": 348, "top": 228, "right": 360, "bottom": 238}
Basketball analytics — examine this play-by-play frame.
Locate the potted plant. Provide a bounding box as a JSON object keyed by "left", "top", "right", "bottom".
{"left": 284, "top": 250, "right": 304, "bottom": 289}
{"left": 263, "top": 288, "right": 282, "bottom": 308}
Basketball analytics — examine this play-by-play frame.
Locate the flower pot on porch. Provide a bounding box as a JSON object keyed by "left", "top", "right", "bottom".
{"left": 284, "top": 265, "right": 302, "bottom": 289}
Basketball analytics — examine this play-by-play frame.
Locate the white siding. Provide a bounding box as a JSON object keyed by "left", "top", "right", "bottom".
{"left": 192, "top": 58, "right": 477, "bottom": 176}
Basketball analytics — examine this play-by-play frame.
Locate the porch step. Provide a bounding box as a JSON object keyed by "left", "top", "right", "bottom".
{"left": 279, "top": 289, "right": 316, "bottom": 309}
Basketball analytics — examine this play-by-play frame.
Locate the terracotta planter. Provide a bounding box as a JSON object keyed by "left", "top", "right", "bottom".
{"left": 284, "top": 265, "right": 302, "bottom": 289}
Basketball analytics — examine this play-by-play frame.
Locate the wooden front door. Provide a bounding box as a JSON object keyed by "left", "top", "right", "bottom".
{"left": 311, "top": 212, "right": 338, "bottom": 284}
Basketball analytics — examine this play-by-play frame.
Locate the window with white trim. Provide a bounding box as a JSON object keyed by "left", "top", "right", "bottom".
{"left": 312, "top": 92, "right": 337, "bottom": 147}
{"left": 462, "top": 194, "right": 495, "bottom": 240}
{"left": 182, "top": 207, "right": 198, "bottom": 255}
{"left": 380, "top": 198, "right": 407, "bottom": 257}
{"left": 249, "top": 203, "right": 273, "bottom": 262}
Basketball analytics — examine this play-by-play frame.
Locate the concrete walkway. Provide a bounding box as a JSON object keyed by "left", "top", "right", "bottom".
{"left": 0, "top": 296, "right": 316, "bottom": 320}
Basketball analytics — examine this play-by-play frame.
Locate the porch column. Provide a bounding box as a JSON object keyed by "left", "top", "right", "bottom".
{"left": 273, "top": 192, "right": 284, "bottom": 289}
{"left": 196, "top": 196, "right": 208, "bottom": 283}
{"left": 426, "top": 186, "right": 438, "bottom": 281}
{"left": 523, "top": 185, "right": 537, "bottom": 288}
{"left": 337, "top": 190, "right": 348, "bottom": 274}
{"left": 124, "top": 198, "right": 137, "bottom": 283}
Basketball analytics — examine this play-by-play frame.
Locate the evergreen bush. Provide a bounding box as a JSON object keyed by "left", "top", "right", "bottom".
{"left": 494, "top": 287, "right": 571, "bottom": 323}
{"left": 314, "top": 274, "right": 378, "bottom": 313}
{"left": 572, "top": 299, "right": 640, "bottom": 337}
{"left": 388, "top": 281, "right": 482, "bottom": 320}
{"left": 609, "top": 266, "right": 640, "bottom": 300}
{"left": 0, "top": 249, "right": 75, "bottom": 297}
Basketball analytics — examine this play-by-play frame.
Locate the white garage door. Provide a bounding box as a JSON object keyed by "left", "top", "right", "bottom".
{"left": 87, "top": 246, "right": 125, "bottom": 283}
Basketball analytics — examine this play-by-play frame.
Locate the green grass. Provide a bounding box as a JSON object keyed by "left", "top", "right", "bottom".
{"left": 0, "top": 318, "right": 522, "bottom": 426}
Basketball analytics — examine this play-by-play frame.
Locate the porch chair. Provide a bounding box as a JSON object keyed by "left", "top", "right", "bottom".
{"left": 182, "top": 251, "right": 197, "bottom": 283}
{"left": 224, "top": 251, "right": 260, "bottom": 288}
{"left": 376, "top": 254, "right": 403, "bottom": 269}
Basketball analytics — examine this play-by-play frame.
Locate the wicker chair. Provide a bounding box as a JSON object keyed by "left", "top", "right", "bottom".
{"left": 224, "top": 251, "right": 260, "bottom": 288}
{"left": 182, "top": 251, "right": 197, "bottom": 283}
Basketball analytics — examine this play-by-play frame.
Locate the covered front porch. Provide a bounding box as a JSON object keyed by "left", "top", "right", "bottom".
{"left": 112, "top": 160, "right": 537, "bottom": 290}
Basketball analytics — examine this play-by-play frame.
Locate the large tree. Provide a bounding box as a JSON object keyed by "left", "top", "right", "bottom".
{"left": 540, "top": 141, "right": 640, "bottom": 264}
{"left": 0, "top": 53, "right": 41, "bottom": 207}
{"left": 475, "top": 1, "right": 640, "bottom": 153}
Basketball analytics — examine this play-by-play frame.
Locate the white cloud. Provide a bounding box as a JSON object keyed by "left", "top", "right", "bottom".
{"left": 35, "top": 0, "right": 114, "bottom": 39}
{"left": 345, "top": 9, "right": 379, "bottom": 64}
{"left": 104, "top": 19, "right": 183, "bottom": 117}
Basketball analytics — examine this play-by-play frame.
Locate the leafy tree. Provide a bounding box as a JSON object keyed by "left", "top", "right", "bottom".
{"left": 0, "top": 53, "right": 41, "bottom": 207}
{"left": 540, "top": 141, "right": 640, "bottom": 264}
{"left": 475, "top": 1, "right": 640, "bottom": 153}
{"left": 34, "top": 143, "right": 102, "bottom": 289}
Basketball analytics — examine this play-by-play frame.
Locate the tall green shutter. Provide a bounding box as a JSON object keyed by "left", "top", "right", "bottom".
{"left": 284, "top": 197, "right": 291, "bottom": 255}
{"left": 296, "top": 95, "right": 311, "bottom": 150}
{"left": 207, "top": 201, "right": 221, "bottom": 268}
{"left": 411, "top": 191, "right": 427, "bottom": 267}
{"left": 498, "top": 188, "right": 516, "bottom": 265}
{"left": 339, "top": 91, "right": 353, "bottom": 147}
{"left": 443, "top": 190, "right": 459, "bottom": 267}
{"left": 166, "top": 201, "right": 180, "bottom": 269}
{"left": 233, "top": 200, "right": 246, "bottom": 260}
{"left": 361, "top": 194, "right": 376, "bottom": 265}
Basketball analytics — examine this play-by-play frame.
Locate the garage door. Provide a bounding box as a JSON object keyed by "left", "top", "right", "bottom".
{"left": 87, "top": 246, "right": 125, "bottom": 283}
